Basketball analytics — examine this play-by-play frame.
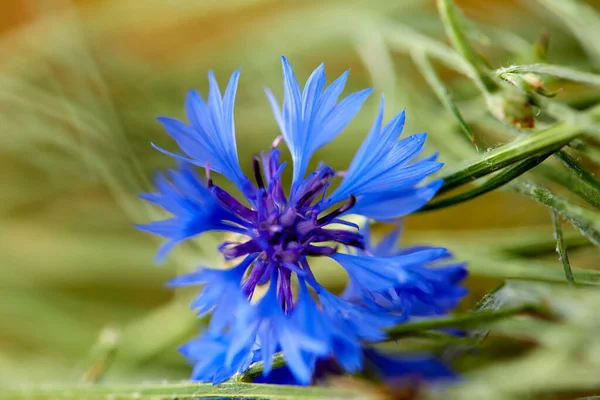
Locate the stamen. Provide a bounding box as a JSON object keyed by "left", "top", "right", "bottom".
{"left": 278, "top": 269, "right": 294, "bottom": 313}
{"left": 205, "top": 163, "right": 213, "bottom": 187}
{"left": 252, "top": 155, "right": 265, "bottom": 189}
{"left": 296, "top": 179, "right": 328, "bottom": 208}
{"left": 211, "top": 186, "right": 257, "bottom": 221}
{"left": 272, "top": 135, "right": 283, "bottom": 148}
{"left": 306, "top": 245, "right": 337, "bottom": 257}
{"left": 316, "top": 195, "right": 356, "bottom": 225}
{"left": 220, "top": 240, "right": 261, "bottom": 260}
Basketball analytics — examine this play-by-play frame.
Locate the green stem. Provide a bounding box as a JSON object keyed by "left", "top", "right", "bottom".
{"left": 536, "top": 161, "right": 600, "bottom": 209}
{"left": 556, "top": 150, "right": 600, "bottom": 193}
{"left": 0, "top": 382, "right": 356, "bottom": 400}
{"left": 236, "top": 353, "right": 286, "bottom": 383}
{"left": 551, "top": 210, "right": 575, "bottom": 285}
{"left": 386, "top": 305, "right": 544, "bottom": 340}
{"left": 410, "top": 50, "right": 479, "bottom": 151}
{"left": 496, "top": 64, "right": 600, "bottom": 87}
{"left": 570, "top": 140, "right": 600, "bottom": 166}
{"left": 513, "top": 181, "right": 600, "bottom": 246}
{"left": 422, "top": 151, "right": 551, "bottom": 211}
{"left": 436, "top": 0, "right": 497, "bottom": 92}
{"left": 438, "top": 121, "right": 585, "bottom": 193}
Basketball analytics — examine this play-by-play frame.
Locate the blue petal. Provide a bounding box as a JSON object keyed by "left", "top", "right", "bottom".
{"left": 266, "top": 56, "right": 372, "bottom": 187}
{"left": 325, "top": 97, "right": 442, "bottom": 218}
{"left": 363, "top": 348, "right": 456, "bottom": 383}
{"left": 221, "top": 279, "right": 329, "bottom": 385}
{"left": 318, "top": 288, "right": 398, "bottom": 344}
{"left": 252, "top": 366, "right": 303, "bottom": 385}
{"left": 296, "top": 280, "right": 377, "bottom": 374}
{"left": 168, "top": 254, "right": 257, "bottom": 332}
{"left": 372, "top": 226, "right": 403, "bottom": 256}
{"left": 136, "top": 162, "right": 245, "bottom": 263}
{"left": 351, "top": 180, "right": 443, "bottom": 221}
{"left": 353, "top": 229, "right": 468, "bottom": 318}
{"left": 155, "top": 69, "right": 251, "bottom": 193}
{"left": 330, "top": 248, "right": 449, "bottom": 293}
{"left": 182, "top": 332, "right": 254, "bottom": 383}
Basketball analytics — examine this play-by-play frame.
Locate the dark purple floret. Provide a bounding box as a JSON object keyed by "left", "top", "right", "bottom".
{"left": 207, "top": 146, "right": 363, "bottom": 311}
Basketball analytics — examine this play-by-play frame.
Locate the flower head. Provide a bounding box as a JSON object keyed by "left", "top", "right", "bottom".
{"left": 138, "top": 57, "right": 466, "bottom": 384}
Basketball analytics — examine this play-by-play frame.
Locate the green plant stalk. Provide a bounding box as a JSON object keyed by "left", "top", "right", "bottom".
{"left": 496, "top": 64, "right": 600, "bottom": 87}
{"left": 452, "top": 244, "right": 600, "bottom": 284}
{"left": 0, "top": 382, "right": 359, "bottom": 400}
{"left": 551, "top": 210, "right": 575, "bottom": 285}
{"left": 436, "top": 0, "right": 497, "bottom": 92}
{"left": 570, "top": 140, "right": 600, "bottom": 166}
{"left": 236, "top": 353, "right": 286, "bottom": 383}
{"left": 555, "top": 150, "right": 600, "bottom": 192}
{"left": 412, "top": 227, "right": 590, "bottom": 257}
{"left": 513, "top": 181, "right": 600, "bottom": 246}
{"left": 421, "top": 151, "right": 552, "bottom": 211}
{"left": 410, "top": 50, "right": 478, "bottom": 150}
{"left": 536, "top": 162, "right": 600, "bottom": 208}
{"left": 386, "top": 304, "right": 544, "bottom": 340}
{"left": 438, "top": 119, "right": 587, "bottom": 193}
{"left": 535, "top": 97, "right": 600, "bottom": 138}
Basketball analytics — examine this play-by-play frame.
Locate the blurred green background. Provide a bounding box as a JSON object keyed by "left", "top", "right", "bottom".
{"left": 1, "top": 0, "right": 599, "bottom": 390}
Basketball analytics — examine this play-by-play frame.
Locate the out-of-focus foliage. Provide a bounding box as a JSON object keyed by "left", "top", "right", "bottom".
{"left": 1, "top": 0, "right": 600, "bottom": 399}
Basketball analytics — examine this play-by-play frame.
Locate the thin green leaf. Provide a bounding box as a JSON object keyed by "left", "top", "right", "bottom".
{"left": 536, "top": 162, "right": 600, "bottom": 208}
{"left": 411, "top": 50, "right": 479, "bottom": 150}
{"left": 386, "top": 305, "right": 544, "bottom": 340}
{"left": 570, "top": 140, "right": 600, "bottom": 166}
{"left": 461, "top": 248, "right": 600, "bottom": 284}
{"left": 438, "top": 119, "right": 586, "bottom": 193}
{"left": 551, "top": 210, "right": 575, "bottom": 285}
{"left": 422, "top": 151, "right": 551, "bottom": 211}
{"left": 513, "top": 182, "right": 600, "bottom": 246}
{"left": 556, "top": 150, "right": 600, "bottom": 192}
{"left": 237, "top": 353, "right": 286, "bottom": 383}
{"left": 0, "top": 382, "right": 366, "bottom": 400}
{"left": 497, "top": 64, "right": 600, "bottom": 87}
{"left": 436, "top": 0, "right": 497, "bottom": 91}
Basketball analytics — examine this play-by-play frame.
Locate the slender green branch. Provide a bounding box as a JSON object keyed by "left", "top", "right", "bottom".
{"left": 236, "top": 353, "right": 286, "bottom": 383}
{"left": 387, "top": 305, "right": 544, "bottom": 340}
{"left": 0, "top": 382, "right": 358, "bottom": 400}
{"left": 556, "top": 150, "right": 600, "bottom": 193}
{"left": 438, "top": 121, "right": 585, "bottom": 193}
{"left": 410, "top": 50, "right": 478, "bottom": 151}
{"left": 436, "top": 0, "right": 497, "bottom": 91}
{"left": 422, "top": 152, "right": 551, "bottom": 211}
{"left": 570, "top": 140, "right": 600, "bottom": 166}
{"left": 497, "top": 64, "right": 600, "bottom": 87}
{"left": 513, "top": 182, "right": 600, "bottom": 246}
{"left": 536, "top": 162, "right": 600, "bottom": 208}
{"left": 551, "top": 211, "right": 575, "bottom": 285}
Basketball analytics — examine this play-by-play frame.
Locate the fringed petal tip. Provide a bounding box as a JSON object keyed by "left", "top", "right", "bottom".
{"left": 273, "top": 56, "right": 373, "bottom": 186}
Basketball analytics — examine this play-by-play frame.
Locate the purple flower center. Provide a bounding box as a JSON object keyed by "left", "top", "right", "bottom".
{"left": 208, "top": 146, "right": 363, "bottom": 312}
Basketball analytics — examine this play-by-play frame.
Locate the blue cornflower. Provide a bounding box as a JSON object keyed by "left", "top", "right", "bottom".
{"left": 138, "top": 57, "right": 465, "bottom": 384}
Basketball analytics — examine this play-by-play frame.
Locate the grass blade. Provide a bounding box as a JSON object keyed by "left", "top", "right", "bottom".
{"left": 551, "top": 210, "right": 575, "bottom": 285}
